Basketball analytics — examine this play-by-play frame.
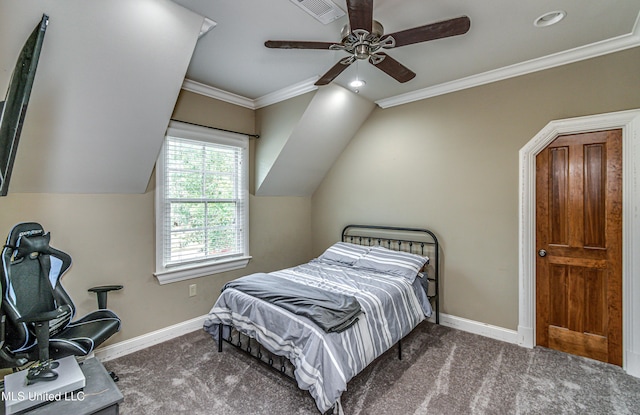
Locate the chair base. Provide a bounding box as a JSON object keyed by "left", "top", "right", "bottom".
{"left": 108, "top": 371, "right": 119, "bottom": 382}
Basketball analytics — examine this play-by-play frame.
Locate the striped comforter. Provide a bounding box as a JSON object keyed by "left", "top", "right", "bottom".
{"left": 203, "top": 258, "right": 431, "bottom": 414}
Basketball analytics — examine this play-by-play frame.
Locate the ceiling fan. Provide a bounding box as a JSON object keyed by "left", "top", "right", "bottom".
{"left": 265, "top": 0, "right": 471, "bottom": 86}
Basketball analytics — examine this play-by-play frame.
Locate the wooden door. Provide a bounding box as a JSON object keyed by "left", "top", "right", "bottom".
{"left": 535, "top": 129, "right": 622, "bottom": 366}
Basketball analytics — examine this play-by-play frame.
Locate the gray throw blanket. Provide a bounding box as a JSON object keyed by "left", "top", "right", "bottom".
{"left": 223, "top": 273, "right": 362, "bottom": 333}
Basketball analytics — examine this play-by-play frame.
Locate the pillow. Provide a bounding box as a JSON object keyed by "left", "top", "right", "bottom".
{"left": 317, "top": 242, "right": 370, "bottom": 265}
{"left": 353, "top": 246, "right": 429, "bottom": 281}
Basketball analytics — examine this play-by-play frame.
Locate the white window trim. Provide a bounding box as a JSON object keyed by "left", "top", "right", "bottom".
{"left": 154, "top": 120, "right": 251, "bottom": 285}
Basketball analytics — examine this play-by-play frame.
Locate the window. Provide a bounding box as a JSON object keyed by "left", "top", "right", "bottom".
{"left": 154, "top": 121, "right": 250, "bottom": 284}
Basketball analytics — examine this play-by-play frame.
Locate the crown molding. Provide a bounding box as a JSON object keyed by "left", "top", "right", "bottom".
{"left": 376, "top": 13, "right": 640, "bottom": 109}
{"left": 253, "top": 76, "right": 319, "bottom": 109}
{"left": 181, "top": 77, "right": 319, "bottom": 110}
{"left": 181, "top": 79, "right": 255, "bottom": 109}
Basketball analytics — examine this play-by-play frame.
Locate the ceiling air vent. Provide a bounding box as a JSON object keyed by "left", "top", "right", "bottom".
{"left": 290, "top": 0, "right": 345, "bottom": 25}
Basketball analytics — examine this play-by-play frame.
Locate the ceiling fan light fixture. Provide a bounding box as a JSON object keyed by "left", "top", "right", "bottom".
{"left": 534, "top": 10, "right": 566, "bottom": 27}
{"left": 350, "top": 79, "right": 366, "bottom": 88}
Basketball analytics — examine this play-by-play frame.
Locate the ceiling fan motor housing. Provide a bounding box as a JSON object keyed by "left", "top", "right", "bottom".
{"left": 339, "top": 20, "right": 394, "bottom": 60}
{"left": 340, "top": 20, "right": 384, "bottom": 40}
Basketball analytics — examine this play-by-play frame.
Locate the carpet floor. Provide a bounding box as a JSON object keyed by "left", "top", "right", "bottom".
{"left": 104, "top": 322, "right": 640, "bottom": 414}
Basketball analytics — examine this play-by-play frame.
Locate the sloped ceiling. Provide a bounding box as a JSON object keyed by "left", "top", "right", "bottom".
{"left": 256, "top": 84, "right": 375, "bottom": 196}
{"left": 0, "top": 0, "right": 204, "bottom": 193}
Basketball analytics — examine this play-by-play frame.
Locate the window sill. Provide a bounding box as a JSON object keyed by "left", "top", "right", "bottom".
{"left": 154, "top": 256, "right": 252, "bottom": 285}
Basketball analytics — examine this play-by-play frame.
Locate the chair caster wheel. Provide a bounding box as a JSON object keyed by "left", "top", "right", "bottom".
{"left": 109, "top": 371, "right": 119, "bottom": 382}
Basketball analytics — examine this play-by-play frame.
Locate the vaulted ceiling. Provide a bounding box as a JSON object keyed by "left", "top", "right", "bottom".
{"left": 2, "top": 1, "right": 639, "bottom": 196}
{"left": 173, "top": 0, "right": 640, "bottom": 107}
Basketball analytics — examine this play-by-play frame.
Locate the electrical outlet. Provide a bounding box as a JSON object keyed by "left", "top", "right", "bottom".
{"left": 189, "top": 284, "right": 197, "bottom": 297}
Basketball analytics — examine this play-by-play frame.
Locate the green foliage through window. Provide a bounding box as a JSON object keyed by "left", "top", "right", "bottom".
{"left": 163, "top": 136, "right": 244, "bottom": 265}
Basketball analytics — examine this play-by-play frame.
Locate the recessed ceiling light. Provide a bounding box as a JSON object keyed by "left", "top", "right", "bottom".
{"left": 534, "top": 10, "right": 566, "bottom": 27}
{"left": 349, "top": 79, "right": 366, "bottom": 88}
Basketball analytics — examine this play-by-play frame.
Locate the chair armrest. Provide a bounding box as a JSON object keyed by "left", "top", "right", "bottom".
{"left": 88, "top": 285, "right": 123, "bottom": 293}
{"left": 17, "top": 307, "right": 69, "bottom": 324}
{"left": 88, "top": 285, "right": 123, "bottom": 309}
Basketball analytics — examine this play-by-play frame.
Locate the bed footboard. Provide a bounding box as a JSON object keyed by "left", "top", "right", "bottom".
{"left": 218, "top": 324, "right": 297, "bottom": 382}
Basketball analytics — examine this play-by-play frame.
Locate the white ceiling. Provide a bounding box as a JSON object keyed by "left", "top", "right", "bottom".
{"left": 172, "top": 0, "right": 640, "bottom": 106}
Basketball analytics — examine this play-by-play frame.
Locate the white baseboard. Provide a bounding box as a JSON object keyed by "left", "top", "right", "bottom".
{"left": 94, "top": 312, "right": 640, "bottom": 380}
{"left": 626, "top": 350, "right": 640, "bottom": 378}
{"left": 94, "top": 312, "right": 518, "bottom": 363}
{"left": 439, "top": 315, "right": 638, "bottom": 379}
{"left": 516, "top": 324, "right": 535, "bottom": 348}
{"left": 437, "top": 313, "right": 519, "bottom": 345}
{"left": 94, "top": 314, "right": 208, "bottom": 362}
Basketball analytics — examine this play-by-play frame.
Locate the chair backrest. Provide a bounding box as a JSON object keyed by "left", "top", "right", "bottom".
{"left": 1, "top": 222, "right": 74, "bottom": 354}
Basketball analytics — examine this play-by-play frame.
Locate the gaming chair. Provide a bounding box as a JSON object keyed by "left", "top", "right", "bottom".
{"left": 0, "top": 222, "right": 122, "bottom": 381}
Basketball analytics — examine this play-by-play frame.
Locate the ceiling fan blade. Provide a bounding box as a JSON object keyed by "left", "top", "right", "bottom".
{"left": 384, "top": 16, "right": 471, "bottom": 48}
{"left": 265, "top": 40, "right": 336, "bottom": 50}
{"left": 346, "top": 0, "right": 373, "bottom": 32}
{"left": 315, "top": 61, "right": 352, "bottom": 86}
{"left": 369, "top": 53, "right": 416, "bottom": 83}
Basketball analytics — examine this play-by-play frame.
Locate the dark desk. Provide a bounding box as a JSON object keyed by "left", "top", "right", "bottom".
{"left": 2, "top": 358, "right": 123, "bottom": 415}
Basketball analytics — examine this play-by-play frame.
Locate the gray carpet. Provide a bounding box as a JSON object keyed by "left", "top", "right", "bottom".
{"left": 104, "top": 322, "right": 640, "bottom": 414}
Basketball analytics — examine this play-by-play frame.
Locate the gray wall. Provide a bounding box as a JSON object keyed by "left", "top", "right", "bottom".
{"left": 2, "top": 47, "right": 638, "bottom": 346}
{"left": 311, "top": 47, "right": 640, "bottom": 330}
{"left": 0, "top": 90, "right": 313, "bottom": 345}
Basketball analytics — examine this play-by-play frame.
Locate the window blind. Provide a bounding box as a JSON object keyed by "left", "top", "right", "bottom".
{"left": 163, "top": 136, "right": 245, "bottom": 266}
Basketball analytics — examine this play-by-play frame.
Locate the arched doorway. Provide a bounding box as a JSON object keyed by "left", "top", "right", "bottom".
{"left": 517, "top": 109, "right": 640, "bottom": 377}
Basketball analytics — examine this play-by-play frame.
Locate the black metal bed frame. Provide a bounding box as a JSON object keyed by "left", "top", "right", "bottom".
{"left": 217, "top": 224, "right": 440, "bottom": 409}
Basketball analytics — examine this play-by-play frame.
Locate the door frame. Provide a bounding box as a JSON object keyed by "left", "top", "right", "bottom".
{"left": 518, "top": 109, "right": 640, "bottom": 377}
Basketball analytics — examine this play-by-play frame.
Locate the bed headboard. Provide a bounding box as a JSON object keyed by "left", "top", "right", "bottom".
{"left": 341, "top": 224, "right": 440, "bottom": 324}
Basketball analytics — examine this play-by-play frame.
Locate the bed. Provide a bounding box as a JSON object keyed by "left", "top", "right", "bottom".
{"left": 203, "top": 224, "right": 439, "bottom": 414}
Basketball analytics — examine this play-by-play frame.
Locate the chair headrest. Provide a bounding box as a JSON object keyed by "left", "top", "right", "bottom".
{"left": 15, "top": 233, "right": 52, "bottom": 259}
{"left": 5, "top": 222, "right": 45, "bottom": 246}
{"left": 3, "top": 222, "right": 51, "bottom": 260}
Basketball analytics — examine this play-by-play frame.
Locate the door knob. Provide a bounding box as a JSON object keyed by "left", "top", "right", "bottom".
{"left": 538, "top": 249, "right": 547, "bottom": 257}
